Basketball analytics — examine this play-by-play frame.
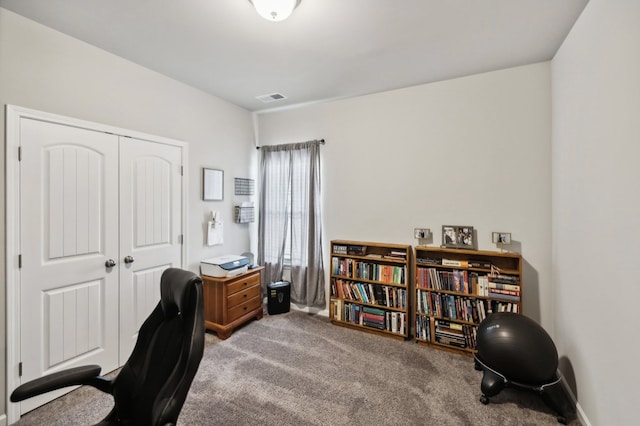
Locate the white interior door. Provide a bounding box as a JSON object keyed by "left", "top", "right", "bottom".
{"left": 118, "top": 138, "right": 183, "bottom": 361}
{"left": 19, "top": 119, "right": 120, "bottom": 414}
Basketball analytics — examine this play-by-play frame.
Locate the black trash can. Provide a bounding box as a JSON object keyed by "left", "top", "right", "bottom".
{"left": 267, "top": 281, "right": 291, "bottom": 315}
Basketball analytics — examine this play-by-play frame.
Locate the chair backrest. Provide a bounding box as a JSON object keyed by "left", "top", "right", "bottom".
{"left": 107, "top": 268, "right": 205, "bottom": 425}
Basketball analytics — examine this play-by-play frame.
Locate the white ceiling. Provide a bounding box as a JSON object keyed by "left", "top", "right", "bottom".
{"left": 1, "top": 0, "right": 589, "bottom": 112}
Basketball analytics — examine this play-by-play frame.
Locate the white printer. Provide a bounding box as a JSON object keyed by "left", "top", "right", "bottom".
{"left": 200, "top": 255, "right": 249, "bottom": 278}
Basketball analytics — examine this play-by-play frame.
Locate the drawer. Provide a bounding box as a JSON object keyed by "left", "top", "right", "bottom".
{"left": 227, "top": 284, "right": 261, "bottom": 309}
{"left": 227, "top": 272, "right": 261, "bottom": 295}
{"left": 227, "top": 296, "right": 261, "bottom": 323}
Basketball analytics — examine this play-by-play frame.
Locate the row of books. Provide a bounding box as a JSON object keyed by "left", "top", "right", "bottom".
{"left": 382, "top": 250, "right": 407, "bottom": 260}
{"left": 490, "top": 300, "right": 519, "bottom": 313}
{"left": 415, "top": 290, "right": 489, "bottom": 323}
{"left": 416, "top": 267, "right": 475, "bottom": 293}
{"left": 472, "top": 275, "right": 521, "bottom": 298}
{"left": 434, "top": 319, "right": 477, "bottom": 349}
{"left": 332, "top": 244, "right": 369, "bottom": 255}
{"left": 331, "top": 257, "right": 406, "bottom": 284}
{"left": 415, "top": 315, "right": 431, "bottom": 341}
{"left": 487, "top": 288, "right": 521, "bottom": 302}
{"left": 332, "top": 244, "right": 348, "bottom": 254}
{"left": 489, "top": 274, "right": 520, "bottom": 284}
{"left": 331, "top": 300, "right": 407, "bottom": 334}
{"left": 416, "top": 257, "right": 492, "bottom": 269}
{"left": 416, "top": 267, "right": 521, "bottom": 299}
{"left": 416, "top": 292, "right": 518, "bottom": 322}
{"left": 331, "top": 278, "right": 407, "bottom": 308}
{"left": 354, "top": 261, "right": 406, "bottom": 284}
{"left": 487, "top": 275, "right": 520, "bottom": 301}
{"left": 333, "top": 245, "right": 405, "bottom": 258}
{"left": 331, "top": 301, "right": 515, "bottom": 344}
{"left": 417, "top": 314, "right": 479, "bottom": 349}
{"left": 331, "top": 257, "right": 353, "bottom": 277}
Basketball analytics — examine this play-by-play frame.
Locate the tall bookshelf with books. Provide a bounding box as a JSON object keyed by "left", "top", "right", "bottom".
{"left": 414, "top": 246, "right": 522, "bottom": 356}
{"left": 330, "top": 240, "right": 411, "bottom": 340}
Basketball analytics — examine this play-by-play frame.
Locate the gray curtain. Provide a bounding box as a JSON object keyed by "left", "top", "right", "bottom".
{"left": 257, "top": 140, "right": 325, "bottom": 308}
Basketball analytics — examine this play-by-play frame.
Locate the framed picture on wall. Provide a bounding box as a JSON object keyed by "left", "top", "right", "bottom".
{"left": 203, "top": 168, "right": 224, "bottom": 201}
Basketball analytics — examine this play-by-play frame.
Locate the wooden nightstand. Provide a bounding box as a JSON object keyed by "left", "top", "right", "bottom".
{"left": 201, "top": 266, "right": 264, "bottom": 339}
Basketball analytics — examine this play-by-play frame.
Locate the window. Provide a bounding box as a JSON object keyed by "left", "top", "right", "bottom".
{"left": 257, "top": 140, "right": 325, "bottom": 307}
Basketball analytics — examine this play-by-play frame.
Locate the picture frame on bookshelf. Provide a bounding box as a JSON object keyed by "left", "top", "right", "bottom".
{"left": 492, "top": 232, "right": 512, "bottom": 244}
{"left": 442, "top": 225, "right": 475, "bottom": 249}
{"left": 442, "top": 226, "right": 458, "bottom": 248}
{"left": 458, "top": 226, "right": 474, "bottom": 249}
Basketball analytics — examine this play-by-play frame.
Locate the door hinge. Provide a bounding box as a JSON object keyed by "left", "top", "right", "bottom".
{"left": 19, "top": 362, "right": 23, "bottom": 377}
{"left": 179, "top": 234, "right": 183, "bottom": 245}
{"left": 180, "top": 166, "right": 184, "bottom": 176}
{"left": 18, "top": 146, "right": 22, "bottom": 161}
{"left": 18, "top": 254, "right": 22, "bottom": 269}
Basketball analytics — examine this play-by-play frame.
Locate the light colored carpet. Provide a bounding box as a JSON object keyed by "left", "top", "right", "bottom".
{"left": 14, "top": 309, "right": 579, "bottom": 425}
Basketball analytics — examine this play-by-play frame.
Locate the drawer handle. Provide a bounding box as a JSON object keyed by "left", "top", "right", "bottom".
{"left": 243, "top": 294, "right": 247, "bottom": 298}
{"left": 243, "top": 306, "right": 247, "bottom": 311}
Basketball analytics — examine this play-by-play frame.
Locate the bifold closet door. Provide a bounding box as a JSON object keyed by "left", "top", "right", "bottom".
{"left": 17, "top": 118, "right": 184, "bottom": 415}
{"left": 118, "top": 138, "right": 183, "bottom": 361}
{"left": 19, "top": 119, "right": 120, "bottom": 414}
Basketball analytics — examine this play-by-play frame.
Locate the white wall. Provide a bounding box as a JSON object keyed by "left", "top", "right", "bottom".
{"left": 8, "top": 2, "right": 635, "bottom": 424}
{"left": 0, "top": 8, "right": 256, "bottom": 420}
{"left": 256, "top": 63, "right": 552, "bottom": 325}
{"left": 551, "top": 0, "right": 640, "bottom": 424}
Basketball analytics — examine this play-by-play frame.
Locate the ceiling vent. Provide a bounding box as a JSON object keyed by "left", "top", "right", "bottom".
{"left": 256, "top": 93, "right": 287, "bottom": 103}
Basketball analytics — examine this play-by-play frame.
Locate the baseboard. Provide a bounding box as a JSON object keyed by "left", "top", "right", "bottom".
{"left": 0, "top": 413, "right": 7, "bottom": 426}
{"left": 290, "top": 303, "right": 328, "bottom": 317}
{"left": 261, "top": 298, "right": 329, "bottom": 317}
{"left": 560, "top": 373, "right": 591, "bottom": 426}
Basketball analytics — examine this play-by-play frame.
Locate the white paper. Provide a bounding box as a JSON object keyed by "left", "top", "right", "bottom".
{"left": 207, "top": 219, "right": 223, "bottom": 246}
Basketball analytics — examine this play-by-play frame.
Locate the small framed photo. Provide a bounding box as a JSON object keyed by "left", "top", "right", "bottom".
{"left": 442, "top": 225, "right": 475, "bottom": 249}
{"left": 458, "top": 226, "right": 474, "bottom": 249}
{"left": 492, "top": 232, "right": 512, "bottom": 245}
{"left": 442, "top": 226, "right": 458, "bottom": 248}
{"left": 414, "top": 228, "right": 431, "bottom": 239}
{"left": 203, "top": 168, "right": 224, "bottom": 201}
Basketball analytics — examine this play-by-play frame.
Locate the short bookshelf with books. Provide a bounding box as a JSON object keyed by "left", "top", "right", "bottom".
{"left": 330, "top": 240, "right": 411, "bottom": 340}
{"left": 414, "top": 246, "right": 522, "bottom": 356}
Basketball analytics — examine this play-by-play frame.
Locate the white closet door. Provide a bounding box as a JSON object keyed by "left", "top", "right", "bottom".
{"left": 118, "top": 138, "right": 183, "bottom": 361}
{"left": 19, "top": 119, "right": 120, "bottom": 414}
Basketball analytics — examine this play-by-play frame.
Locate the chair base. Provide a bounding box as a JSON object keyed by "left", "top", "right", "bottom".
{"left": 474, "top": 356, "right": 573, "bottom": 425}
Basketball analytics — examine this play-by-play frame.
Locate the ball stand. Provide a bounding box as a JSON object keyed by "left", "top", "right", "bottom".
{"left": 474, "top": 355, "right": 572, "bottom": 424}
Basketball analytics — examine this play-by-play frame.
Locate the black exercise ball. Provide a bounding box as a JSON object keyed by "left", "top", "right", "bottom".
{"left": 476, "top": 312, "right": 558, "bottom": 384}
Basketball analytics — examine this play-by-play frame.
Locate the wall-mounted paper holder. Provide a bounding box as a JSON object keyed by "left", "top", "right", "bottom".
{"left": 207, "top": 211, "right": 223, "bottom": 246}
{"left": 234, "top": 204, "right": 255, "bottom": 224}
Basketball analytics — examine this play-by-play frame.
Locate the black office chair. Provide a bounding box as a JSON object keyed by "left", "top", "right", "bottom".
{"left": 11, "top": 268, "right": 205, "bottom": 426}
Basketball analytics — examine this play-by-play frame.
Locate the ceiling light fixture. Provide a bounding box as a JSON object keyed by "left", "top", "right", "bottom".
{"left": 250, "top": 0, "right": 301, "bottom": 22}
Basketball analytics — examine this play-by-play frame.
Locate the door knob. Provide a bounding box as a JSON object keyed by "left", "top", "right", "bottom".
{"left": 105, "top": 259, "right": 116, "bottom": 268}
{"left": 124, "top": 256, "right": 135, "bottom": 264}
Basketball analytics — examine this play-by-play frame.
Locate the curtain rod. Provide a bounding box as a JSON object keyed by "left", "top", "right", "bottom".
{"left": 256, "top": 139, "right": 325, "bottom": 149}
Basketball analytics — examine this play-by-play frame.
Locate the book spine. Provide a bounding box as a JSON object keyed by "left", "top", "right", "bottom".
{"left": 468, "top": 261, "right": 492, "bottom": 269}
{"left": 489, "top": 275, "right": 520, "bottom": 284}
{"left": 488, "top": 288, "right": 520, "bottom": 296}
{"left": 488, "top": 282, "right": 521, "bottom": 291}
{"left": 488, "top": 291, "right": 520, "bottom": 302}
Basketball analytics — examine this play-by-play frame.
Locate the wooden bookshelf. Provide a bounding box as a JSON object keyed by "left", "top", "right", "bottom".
{"left": 414, "top": 246, "right": 522, "bottom": 356}
{"left": 329, "top": 240, "right": 411, "bottom": 340}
